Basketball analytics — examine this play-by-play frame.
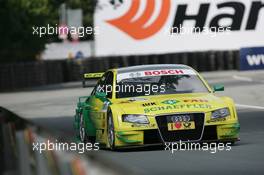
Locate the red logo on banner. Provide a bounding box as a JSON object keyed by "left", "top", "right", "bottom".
{"left": 107, "top": 0, "right": 171, "bottom": 40}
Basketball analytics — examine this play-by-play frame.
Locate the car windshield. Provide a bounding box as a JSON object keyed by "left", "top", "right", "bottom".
{"left": 116, "top": 74, "right": 209, "bottom": 98}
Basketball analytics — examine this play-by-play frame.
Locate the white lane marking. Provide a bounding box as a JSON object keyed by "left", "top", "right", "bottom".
{"left": 232, "top": 75, "right": 253, "bottom": 82}
{"left": 236, "top": 104, "right": 264, "bottom": 110}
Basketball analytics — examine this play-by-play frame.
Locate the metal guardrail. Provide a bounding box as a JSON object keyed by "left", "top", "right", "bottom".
{"left": 0, "top": 107, "right": 128, "bottom": 175}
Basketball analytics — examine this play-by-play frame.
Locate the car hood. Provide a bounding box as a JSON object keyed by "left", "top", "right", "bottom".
{"left": 113, "top": 93, "right": 227, "bottom": 115}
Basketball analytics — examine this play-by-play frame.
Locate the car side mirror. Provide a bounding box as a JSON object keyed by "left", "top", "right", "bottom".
{"left": 95, "top": 91, "right": 107, "bottom": 98}
{"left": 213, "top": 84, "right": 224, "bottom": 92}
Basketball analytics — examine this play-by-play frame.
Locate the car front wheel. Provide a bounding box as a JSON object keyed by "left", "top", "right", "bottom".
{"left": 107, "top": 112, "right": 115, "bottom": 150}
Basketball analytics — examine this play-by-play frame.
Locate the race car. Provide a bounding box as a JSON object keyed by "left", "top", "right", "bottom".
{"left": 74, "top": 64, "right": 240, "bottom": 149}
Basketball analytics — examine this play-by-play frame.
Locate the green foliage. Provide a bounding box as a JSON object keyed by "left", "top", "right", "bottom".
{"left": 0, "top": 0, "right": 56, "bottom": 62}
{"left": 0, "top": 0, "right": 96, "bottom": 63}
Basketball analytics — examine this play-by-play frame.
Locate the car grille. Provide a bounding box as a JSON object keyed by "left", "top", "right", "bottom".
{"left": 155, "top": 113, "right": 205, "bottom": 142}
{"left": 201, "top": 125, "right": 218, "bottom": 141}
{"left": 144, "top": 129, "right": 163, "bottom": 144}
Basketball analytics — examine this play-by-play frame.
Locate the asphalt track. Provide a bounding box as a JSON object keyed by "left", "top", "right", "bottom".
{"left": 1, "top": 70, "right": 264, "bottom": 175}
{"left": 31, "top": 109, "right": 264, "bottom": 175}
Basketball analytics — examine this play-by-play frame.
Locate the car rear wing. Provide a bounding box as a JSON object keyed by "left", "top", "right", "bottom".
{"left": 82, "top": 72, "right": 104, "bottom": 88}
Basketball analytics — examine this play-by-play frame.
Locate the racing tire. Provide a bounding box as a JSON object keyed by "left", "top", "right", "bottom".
{"left": 107, "top": 111, "right": 116, "bottom": 150}
{"left": 79, "top": 113, "right": 89, "bottom": 143}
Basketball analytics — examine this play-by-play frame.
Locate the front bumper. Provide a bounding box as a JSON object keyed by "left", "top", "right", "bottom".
{"left": 114, "top": 122, "right": 240, "bottom": 147}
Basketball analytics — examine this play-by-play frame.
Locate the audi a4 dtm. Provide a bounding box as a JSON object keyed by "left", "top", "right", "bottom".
{"left": 74, "top": 64, "right": 240, "bottom": 149}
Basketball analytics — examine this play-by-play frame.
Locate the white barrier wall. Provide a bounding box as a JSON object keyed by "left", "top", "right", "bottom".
{"left": 95, "top": 0, "right": 264, "bottom": 56}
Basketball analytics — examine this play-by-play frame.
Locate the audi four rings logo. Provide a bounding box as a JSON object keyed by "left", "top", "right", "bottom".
{"left": 107, "top": 0, "right": 171, "bottom": 40}
{"left": 170, "top": 115, "right": 191, "bottom": 122}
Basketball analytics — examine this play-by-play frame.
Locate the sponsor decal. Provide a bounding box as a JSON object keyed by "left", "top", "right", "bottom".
{"left": 117, "top": 69, "right": 196, "bottom": 82}
{"left": 144, "top": 69, "right": 186, "bottom": 76}
{"left": 240, "top": 47, "right": 264, "bottom": 70}
{"left": 183, "top": 99, "right": 209, "bottom": 103}
{"left": 207, "top": 118, "right": 226, "bottom": 123}
{"left": 168, "top": 121, "right": 195, "bottom": 131}
{"left": 128, "top": 72, "right": 142, "bottom": 78}
{"left": 167, "top": 115, "right": 195, "bottom": 130}
{"left": 106, "top": 0, "right": 264, "bottom": 40}
{"left": 84, "top": 72, "right": 104, "bottom": 78}
{"left": 129, "top": 97, "right": 148, "bottom": 101}
{"left": 162, "top": 100, "right": 180, "bottom": 105}
{"left": 131, "top": 123, "right": 156, "bottom": 128}
{"left": 106, "top": 0, "right": 171, "bottom": 40}
{"left": 174, "top": 122, "right": 181, "bottom": 129}
{"left": 161, "top": 99, "right": 208, "bottom": 105}
{"left": 183, "top": 122, "right": 192, "bottom": 128}
{"left": 96, "top": 0, "right": 264, "bottom": 56}
{"left": 144, "top": 104, "right": 212, "bottom": 113}
{"left": 142, "top": 102, "right": 156, "bottom": 107}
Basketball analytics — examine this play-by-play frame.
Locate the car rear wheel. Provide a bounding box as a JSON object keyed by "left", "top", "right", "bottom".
{"left": 79, "top": 112, "right": 88, "bottom": 143}
{"left": 107, "top": 112, "right": 115, "bottom": 150}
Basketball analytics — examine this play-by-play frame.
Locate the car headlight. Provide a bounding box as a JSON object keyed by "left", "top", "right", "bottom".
{"left": 122, "top": 114, "right": 149, "bottom": 124}
{"left": 211, "top": 108, "right": 230, "bottom": 119}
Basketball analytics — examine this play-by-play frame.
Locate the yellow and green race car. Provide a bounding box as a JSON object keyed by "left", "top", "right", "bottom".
{"left": 74, "top": 64, "right": 240, "bottom": 149}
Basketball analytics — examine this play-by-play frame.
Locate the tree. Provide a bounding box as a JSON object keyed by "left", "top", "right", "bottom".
{"left": 0, "top": 0, "right": 96, "bottom": 63}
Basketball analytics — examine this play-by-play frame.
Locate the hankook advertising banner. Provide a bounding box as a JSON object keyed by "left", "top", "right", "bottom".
{"left": 95, "top": 0, "right": 264, "bottom": 56}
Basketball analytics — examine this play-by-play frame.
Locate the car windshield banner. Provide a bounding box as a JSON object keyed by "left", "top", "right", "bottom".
{"left": 117, "top": 69, "right": 196, "bottom": 82}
